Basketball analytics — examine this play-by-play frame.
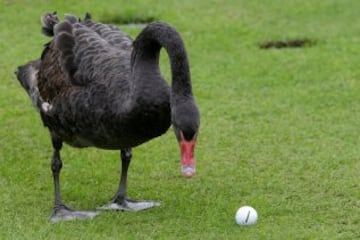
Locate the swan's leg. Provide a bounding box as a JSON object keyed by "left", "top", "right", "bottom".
{"left": 49, "top": 133, "right": 99, "bottom": 222}
{"left": 98, "top": 148, "right": 160, "bottom": 211}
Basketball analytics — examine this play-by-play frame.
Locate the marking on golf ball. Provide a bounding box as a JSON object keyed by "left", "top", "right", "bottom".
{"left": 235, "top": 206, "right": 258, "bottom": 226}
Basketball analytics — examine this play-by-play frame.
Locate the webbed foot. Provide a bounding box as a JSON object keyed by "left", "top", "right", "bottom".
{"left": 98, "top": 199, "right": 161, "bottom": 212}
{"left": 50, "top": 205, "right": 100, "bottom": 222}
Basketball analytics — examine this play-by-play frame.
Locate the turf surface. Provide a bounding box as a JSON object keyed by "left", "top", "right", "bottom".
{"left": 0, "top": 0, "right": 359, "bottom": 239}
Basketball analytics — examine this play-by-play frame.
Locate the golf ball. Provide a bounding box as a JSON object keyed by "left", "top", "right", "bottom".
{"left": 235, "top": 206, "right": 258, "bottom": 226}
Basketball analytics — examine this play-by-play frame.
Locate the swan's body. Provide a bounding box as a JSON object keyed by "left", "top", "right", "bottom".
{"left": 16, "top": 12, "right": 199, "bottom": 222}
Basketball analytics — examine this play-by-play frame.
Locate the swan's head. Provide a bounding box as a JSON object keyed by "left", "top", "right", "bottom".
{"left": 172, "top": 98, "right": 200, "bottom": 177}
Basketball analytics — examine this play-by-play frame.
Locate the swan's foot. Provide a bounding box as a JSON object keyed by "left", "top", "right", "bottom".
{"left": 50, "top": 205, "right": 100, "bottom": 222}
{"left": 97, "top": 199, "right": 161, "bottom": 212}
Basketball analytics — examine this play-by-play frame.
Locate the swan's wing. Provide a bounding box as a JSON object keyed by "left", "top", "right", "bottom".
{"left": 82, "top": 18, "right": 133, "bottom": 50}
{"left": 53, "top": 19, "right": 133, "bottom": 86}
{"left": 37, "top": 37, "right": 76, "bottom": 102}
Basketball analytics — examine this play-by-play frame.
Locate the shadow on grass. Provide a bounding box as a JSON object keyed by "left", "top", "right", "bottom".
{"left": 259, "top": 38, "right": 317, "bottom": 49}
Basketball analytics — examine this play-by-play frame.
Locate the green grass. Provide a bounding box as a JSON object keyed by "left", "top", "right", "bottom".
{"left": 1, "top": 0, "right": 360, "bottom": 239}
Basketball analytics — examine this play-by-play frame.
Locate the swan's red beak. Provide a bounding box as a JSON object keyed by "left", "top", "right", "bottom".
{"left": 180, "top": 136, "right": 196, "bottom": 177}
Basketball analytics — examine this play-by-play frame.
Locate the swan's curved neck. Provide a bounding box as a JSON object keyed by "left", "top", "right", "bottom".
{"left": 131, "top": 22, "right": 193, "bottom": 100}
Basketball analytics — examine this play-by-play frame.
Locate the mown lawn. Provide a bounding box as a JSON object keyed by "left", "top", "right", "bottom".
{"left": 0, "top": 0, "right": 359, "bottom": 239}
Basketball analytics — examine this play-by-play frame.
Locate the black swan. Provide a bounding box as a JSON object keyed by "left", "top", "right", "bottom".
{"left": 15, "top": 12, "right": 200, "bottom": 222}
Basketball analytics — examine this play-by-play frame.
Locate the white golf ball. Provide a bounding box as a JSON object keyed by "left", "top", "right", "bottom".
{"left": 235, "top": 206, "right": 258, "bottom": 226}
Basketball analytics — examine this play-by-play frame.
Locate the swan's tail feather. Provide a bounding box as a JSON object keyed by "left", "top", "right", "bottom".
{"left": 55, "top": 21, "right": 77, "bottom": 77}
{"left": 64, "top": 14, "right": 79, "bottom": 24}
{"left": 84, "top": 12, "right": 92, "bottom": 21}
{"left": 41, "top": 12, "right": 79, "bottom": 36}
{"left": 41, "top": 12, "right": 59, "bottom": 37}
{"left": 15, "top": 60, "right": 45, "bottom": 111}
